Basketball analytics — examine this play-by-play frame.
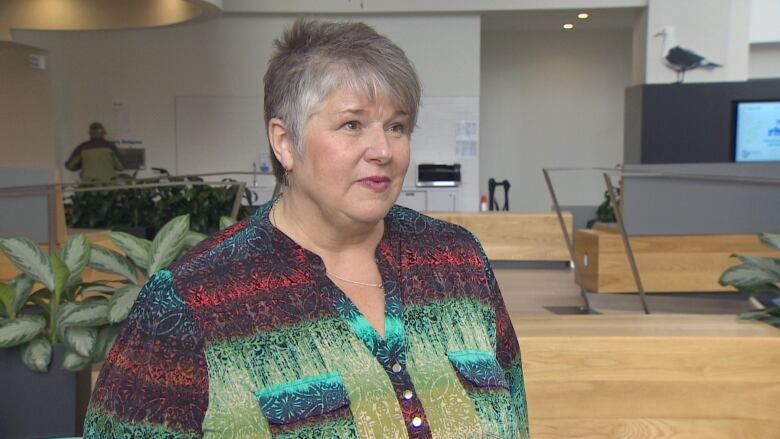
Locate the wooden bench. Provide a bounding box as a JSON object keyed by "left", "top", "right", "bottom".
{"left": 427, "top": 212, "right": 573, "bottom": 262}
{"left": 517, "top": 314, "right": 780, "bottom": 438}
{"left": 574, "top": 228, "right": 775, "bottom": 293}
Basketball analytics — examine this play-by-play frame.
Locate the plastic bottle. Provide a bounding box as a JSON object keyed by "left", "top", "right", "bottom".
{"left": 479, "top": 195, "right": 488, "bottom": 212}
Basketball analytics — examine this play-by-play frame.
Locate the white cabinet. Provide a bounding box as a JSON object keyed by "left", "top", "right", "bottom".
{"left": 396, "top": 190, "right": 427, "bottom": 211}
{"left": 426, "top": 189, "right": 458, "bottom": 212}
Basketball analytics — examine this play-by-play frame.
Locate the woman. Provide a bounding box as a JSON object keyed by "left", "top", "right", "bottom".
{"left": 85, "top": 20, "right": 530, "bottom": 438}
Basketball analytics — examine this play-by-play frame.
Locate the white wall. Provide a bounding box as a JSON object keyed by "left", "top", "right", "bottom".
{"left": 631, "top": 7, "right": 648, "bottom": 85}
{"left": 750, "top": 0, "right": 780, "bottom": 43}
{"left": 13, "top": 14, "right": 481, "bottom": 199}
{"left": 0, "top": 42, "right": 54, "bottom": 168}
{"left": 749, "top": 43, "right": 780, "bottom": 79}
{"left": 480, "top": 29, "right": 631, "bottom": 212}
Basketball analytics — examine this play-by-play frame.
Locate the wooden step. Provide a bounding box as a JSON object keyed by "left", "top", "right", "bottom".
{"left": 516, "top": 314, "right": 780, "bottom": 439}
{"left": 574, "top": 229, "right": 776, "bottom": 293}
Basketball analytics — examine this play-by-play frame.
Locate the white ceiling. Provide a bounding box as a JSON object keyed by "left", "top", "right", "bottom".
{"left": 481, "top": 7, "right": 641, "bottom": 32}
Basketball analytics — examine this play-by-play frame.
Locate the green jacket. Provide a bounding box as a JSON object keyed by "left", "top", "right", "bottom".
{"left": 65, "top": 139, "right": 123, "bottom": 183}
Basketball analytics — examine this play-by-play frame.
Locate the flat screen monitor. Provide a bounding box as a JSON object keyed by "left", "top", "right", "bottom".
{"left": 734, "top": 101, "right": 780, "bottom": 163}
{"left": 117, "top": 148, "right": 146, "bottom": 170}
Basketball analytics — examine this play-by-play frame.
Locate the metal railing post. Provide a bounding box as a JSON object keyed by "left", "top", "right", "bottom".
{"left": 603, "top": 173, "right": 650, "bottom": 314}
{"left": 542, "top": 168, "right": 593, "bottom": 313}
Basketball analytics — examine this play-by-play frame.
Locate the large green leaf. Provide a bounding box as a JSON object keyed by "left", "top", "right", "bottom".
{"left": 219, "top": 215, "right": 237, "bottom": 230}
{"left": 11, "top": 274, "right": 34, "bottom": 314}
{"left": 738, "top": 310, "right": 764, "bottom": 320}
{"left": 719, "top": 264, "right": 779, "bottom": 289}
{"left": 148, "top": 214, "right": 190, "bottom": 274}
{"left": 59, "top": 300, "right": 110, "bottom": 328}
{"left": 64, "top": 326, "right": 97, "bottom": 358}
{"left": 27, "top": 294, "right": 50, "bottom": 317}
{"left": 183, "top": 231, "right": 206, "bottom": 250}
{"left": 89, "top": 245, "right": 138, "bottom": 284}
{"left": 0, "top": 237, "right": 54, "bottom": 291}
{"left": 732, "top": 253, "right": 780, "bottom": 278}
{"left": 54, "top": 302, "right": 77, "bottom": 341}
{"left": 78, "top": 282, "right": 118, "bottom": 295}
{"left": 109, "top": 232, "right": 151, "bottom": 272}
{"left": 108, "top": 285, "right": 142, "bottom": 324}
{"left": 760, "top": 233, "right": 780, "bottom": 251}
{"left": 0, "top": 315, "right": 45, "bottom": 348}
{"left": 50, "top": 253, "right": 70, "bottom": 302}
{"left": 0, "top": 282, "right": 14, "bottom": 318}
{"left": 21, "top": 336, "right": 52, "bottom": 372}
{"left": 60, "top": 234, "right": 91, "bottom": 287}
{"left": 92, "top": 325, "right": 120, "bottom": 362}
{"left": 62, "top": 347, "right": 91, "bottom": 371}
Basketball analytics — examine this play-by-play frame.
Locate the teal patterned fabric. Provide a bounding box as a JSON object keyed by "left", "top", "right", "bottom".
{"left": 256, "top": 371, "right": 350, "bottom": 425}
{"left": 448, "top": 350, "right": 510, "bottom": 389}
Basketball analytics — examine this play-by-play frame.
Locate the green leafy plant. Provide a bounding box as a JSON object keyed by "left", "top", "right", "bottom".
{"left": 586, "top": 189, "right": 619, "bottom": 229}
{"left": 0, "top": 214, "right": 200, "bottom": 372}
{"left": 66, "top": 176, "right": 252, "bottom": 235}
{"left": 719, "top": 232, "right": 780, "bottom": 328}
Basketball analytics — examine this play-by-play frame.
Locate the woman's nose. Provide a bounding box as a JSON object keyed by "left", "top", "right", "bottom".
{"left": 364, "top": 127, "right": 391, "bottom": 163}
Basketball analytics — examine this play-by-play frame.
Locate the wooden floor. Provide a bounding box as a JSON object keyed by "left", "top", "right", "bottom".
{"left": 494, "top": 267, "right": 754, "bottom": 316}
{"left": 515, "top": 314, "right": 780, "bottom": 439}
{"left": 498, "top": 268, "right": 779, "bottom": 439}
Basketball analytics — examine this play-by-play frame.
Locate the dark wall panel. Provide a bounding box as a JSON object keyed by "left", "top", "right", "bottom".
{"left": 624, "top": 79, "right": 780, "bottom": 164}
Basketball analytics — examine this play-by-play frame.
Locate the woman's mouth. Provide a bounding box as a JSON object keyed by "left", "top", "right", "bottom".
{"left": 359, "top": 176, "right": 391, "bottom": 192}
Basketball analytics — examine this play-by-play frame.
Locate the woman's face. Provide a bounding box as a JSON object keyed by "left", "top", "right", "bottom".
{"left": 288, "top": 87, "right": 411, "bottom": 227}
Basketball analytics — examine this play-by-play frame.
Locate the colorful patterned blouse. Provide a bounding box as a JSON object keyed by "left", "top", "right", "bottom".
{"left": 84, "top": 202, "right": 530, "bottom": 438}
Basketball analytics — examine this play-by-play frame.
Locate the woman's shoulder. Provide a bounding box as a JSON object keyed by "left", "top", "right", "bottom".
{"left": 172, "top": 217, "right": 255, "bottom": 270}
{"left": 388, "top": 205, "right": 479, "bottom": 247}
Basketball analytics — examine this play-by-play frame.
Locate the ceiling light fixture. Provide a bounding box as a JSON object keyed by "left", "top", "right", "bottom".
{"left": 578, "top": 12, "right": 589, "bottom": 19}
{"left": 563, "top": 23, "right": 574, "bottom": 30}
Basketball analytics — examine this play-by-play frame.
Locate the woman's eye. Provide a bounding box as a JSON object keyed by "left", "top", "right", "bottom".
{"left": 343, "top": 121, "right": 360, "bottom": 131}
{"left": 388, "top": 123, "right": 406, "bottom": 135}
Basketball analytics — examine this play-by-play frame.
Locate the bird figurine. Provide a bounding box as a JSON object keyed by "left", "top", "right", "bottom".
{"left": 654, "top": 25, "right": 722, "bottom": 83}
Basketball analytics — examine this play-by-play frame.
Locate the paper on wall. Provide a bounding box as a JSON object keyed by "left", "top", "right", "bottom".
{"left": 455, "top": 120, "right": 478, "bottom": 158}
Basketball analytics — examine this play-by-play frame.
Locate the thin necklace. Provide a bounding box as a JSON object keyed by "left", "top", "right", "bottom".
{"left": 327, "top": 270, "right": 384, "bottom": 289}
{"left": 271, "top": 195, "right": 384, "bottom": 290}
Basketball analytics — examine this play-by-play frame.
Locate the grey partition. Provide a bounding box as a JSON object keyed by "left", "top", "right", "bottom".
{"left": 0, "top": 167, "right": 56, "bottom": 242}
{"left": 622, "top": 163, "right": 780, "bottom": 235}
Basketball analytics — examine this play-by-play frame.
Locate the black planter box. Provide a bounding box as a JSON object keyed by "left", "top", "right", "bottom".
{"left": 0, "top": 345, "right": 91, "bottom": 438}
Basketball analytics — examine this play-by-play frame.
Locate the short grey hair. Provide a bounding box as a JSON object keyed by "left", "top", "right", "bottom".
{"left": 264, "top": 19, "right": 422, "bottom": 183}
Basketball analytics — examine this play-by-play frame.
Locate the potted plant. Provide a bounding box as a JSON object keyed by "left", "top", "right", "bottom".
{"left": 66, "top": 176, "right": 253, "bottom": 237}
{"left": 0, "top": 214, "right": 199, "bottom": 438}
{"left": 719, "top": 232, "right": 780, "bottom": 328}
{"left": 586, "top": 189, "right": 619, "bottom": 229}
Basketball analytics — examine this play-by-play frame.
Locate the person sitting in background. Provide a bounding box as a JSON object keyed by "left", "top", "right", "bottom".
{"left": 84, "top": 19, "right": 530, "bottom": 438}
{"left": 64, "top": 122, "right": 123, "bottom": 183}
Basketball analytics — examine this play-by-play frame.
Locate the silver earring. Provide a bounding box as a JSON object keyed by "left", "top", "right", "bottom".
{"left": 282, "top": 169, "right": 290, "bottom": 187}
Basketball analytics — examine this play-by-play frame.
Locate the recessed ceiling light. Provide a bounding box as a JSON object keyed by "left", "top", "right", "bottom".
{"left": 578, "top": 12, "right": 589, "bottom": 19}
{"left": 563, "top": 23, "right": 574, "bottom": 30}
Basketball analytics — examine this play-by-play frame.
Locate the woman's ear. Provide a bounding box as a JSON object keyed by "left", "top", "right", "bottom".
{"left": 268, "top": 118, "right": 295, "bottom": 171}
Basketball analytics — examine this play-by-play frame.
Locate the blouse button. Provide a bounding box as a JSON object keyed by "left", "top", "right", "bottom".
{"left": 403, "top": 389, "right": 414, "bottom": 400}
{"left": 391, "top": 362, "right": 402, "bottom": 373}
{"left": 411, "top": 416, "right": 423, "bottom": 428}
